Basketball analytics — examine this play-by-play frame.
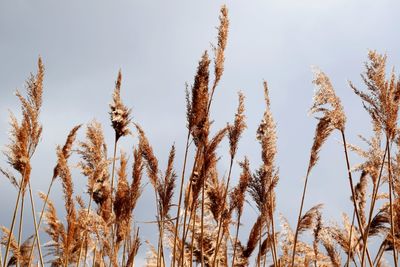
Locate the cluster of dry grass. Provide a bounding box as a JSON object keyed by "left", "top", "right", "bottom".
{"left": 1, "top": 5, "right": 400, "bottom": 267}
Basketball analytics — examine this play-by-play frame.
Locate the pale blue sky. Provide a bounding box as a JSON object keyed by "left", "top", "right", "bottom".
{"left": 1, "top": 0, "right": 400, "bottom": 265}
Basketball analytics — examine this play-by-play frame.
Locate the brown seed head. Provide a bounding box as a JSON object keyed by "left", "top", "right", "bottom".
{"left": 187, "top": 52, "right": 211, "bottom": 146}
{"left": 109, "top": 70, "right": 132, "bottom": 140}
{"left": 228, "top": 91, "right": 246, "bottom": 158}
{"left": 212, "top": 5, "right": 229, "bottom": 90}
{"left": 350, "top": 50, "right": 400, "bottom": 140}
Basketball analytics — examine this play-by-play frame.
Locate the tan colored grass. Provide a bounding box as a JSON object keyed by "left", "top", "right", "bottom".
{"left": 3, "top": 5, "right": 400, "bottom": 267}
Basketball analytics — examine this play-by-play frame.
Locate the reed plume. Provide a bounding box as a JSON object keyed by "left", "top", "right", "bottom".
{"left": 109, "top": 70, "right": 132, "bottom": 142}
{"left": 351, "top": 50, "right": 400, "bottom": 266}
{"left": 3, "top": 58, "right": 44, "bottom": 267}
{"left": 292, "top": 68, "right": 348, "bottom": 266}
{"left": 248, "top": 81, "right": 279, "bottom": 266}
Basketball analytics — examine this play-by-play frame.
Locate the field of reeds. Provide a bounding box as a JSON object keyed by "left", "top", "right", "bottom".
{"left": 1, "top": 4, "right": 400, "bottom": 267}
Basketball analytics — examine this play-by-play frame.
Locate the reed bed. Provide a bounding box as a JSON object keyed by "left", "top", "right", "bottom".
{"left": 1, "top": 5, "right": 400, "bottom": 267}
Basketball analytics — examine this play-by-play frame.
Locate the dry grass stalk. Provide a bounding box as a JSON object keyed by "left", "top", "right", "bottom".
{"left": 208, "top": 5, "right": 229, "bottom": 112}
{"left": 247, "top": 81, "right": 279, "bottom": 266}
{"left": 292, "top": 68, "right": 349, "bottom": 267}
{"left": 231, "top": 157, "right": 251, "bottom": 266}
{"left": 212, "top": 91, "right": 246, "bottom": 265}
{"left": 4, "top": 7, "right": 400, "bottom": 267}
{"left": 351, "top": 50, "right": 400, "bottom": 266}
{"left": 3, "top": 58, "right": 44, "bottom": 267}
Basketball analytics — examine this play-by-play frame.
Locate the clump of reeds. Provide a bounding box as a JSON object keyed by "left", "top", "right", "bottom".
{"left": 3, "top": 5, "right": 400, "bottom": 267}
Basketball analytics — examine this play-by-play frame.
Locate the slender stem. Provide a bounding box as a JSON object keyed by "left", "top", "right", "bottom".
{"left": 373, "top": 240, "right": 387, "bottom": 266}
{"left": 109, "top": 134, "right": 118, "bottom": 267}
{"left": 200, "top": 168, "right": 205, "bottom": 267}
{"left": 189, "top": 203, "right": 197, "bottom": 267}
{"left": 341, "top": 130, "right": 374, "bottom": 267}
{"left": 269, "top": 190, "right": 278, "bottom": 266}
{"left": 179, "top": 149, "right": 201, "bottom": 266}
{"left": 28, "top": 182, "right": 44, "bottom": 267}
{"left": 180, "top": 196, "right": 198, "bottom": 265}
{"left": 263, "top": 253, "right": 267, "bottom": 267}
{"left": 158, "top": 210, "right": 166, "bottom": 267}
{"left": 361, "top": 140, "right": 389, "bottom": 267}
{"left": 345, "top": 210, "right": 356, "bottom": 267}
{"left": 172, "top": 131, "right": 191, "bottom": 267}
{"left": 212, "top": 156, "right": 234, "bottom": 266}
{"left": 257, "top": 218, "right": 262, "bottom": 267}
{"left": 28, "top": 179, "right": 54, "bottom": 264}
{"left": 270, "top": 218, "right": 278, "bottom": 266}
{"left": 110, "top": 134, "right": 119, "bottom": 197}
{"left": 386, "top": 139, "right": 398, "bottom": 267}
{"left": 92, "top": 246, "right": 97, "bottom": 267}
{"left": 76, "top": 192, "right": 93, "bottom": 267}
{"left": 183, "top": 201, "right": 196, "bottom": 244}
{"left": 198, "top": 142, "right": 209, "bottom": 267}
{"left": 122, "top": 238, "right": 127, "bottom": 266}
{"left": 17, "top": 192, "right": 25, "bottom": 247}
{"left": 231, "top": 213, "right": 241, "bottom": 267}
{"left": 291, "top": 169, "right": 311, "bottom": 267}
{"left": 3, "top": 180, "right": 23, "bottom": 267}
{"left": 150, "top": 174, "right": 163, "bottom": 267}
{"left": 206, "top": 83, "right": 218, "bottom": 116}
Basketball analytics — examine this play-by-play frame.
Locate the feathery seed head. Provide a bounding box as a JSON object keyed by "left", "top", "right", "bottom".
{"left": 310, "top": 67, "right": 346, "bottom": 131}
{"left": 212, "top": 5, "right": 229, "bottom": 89}
{"left": 228, "top": 91, "right": 246, "bottom": 157}
{"left": 188, "top": 51, "right": 211, "bottom": 146}
{"left": 109, "top": 70, "right": 132, "bottom": 141}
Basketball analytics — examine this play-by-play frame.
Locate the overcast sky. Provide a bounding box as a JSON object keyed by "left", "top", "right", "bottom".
{"left": 1, "top": 0, "right": 400, "bottom": 265}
